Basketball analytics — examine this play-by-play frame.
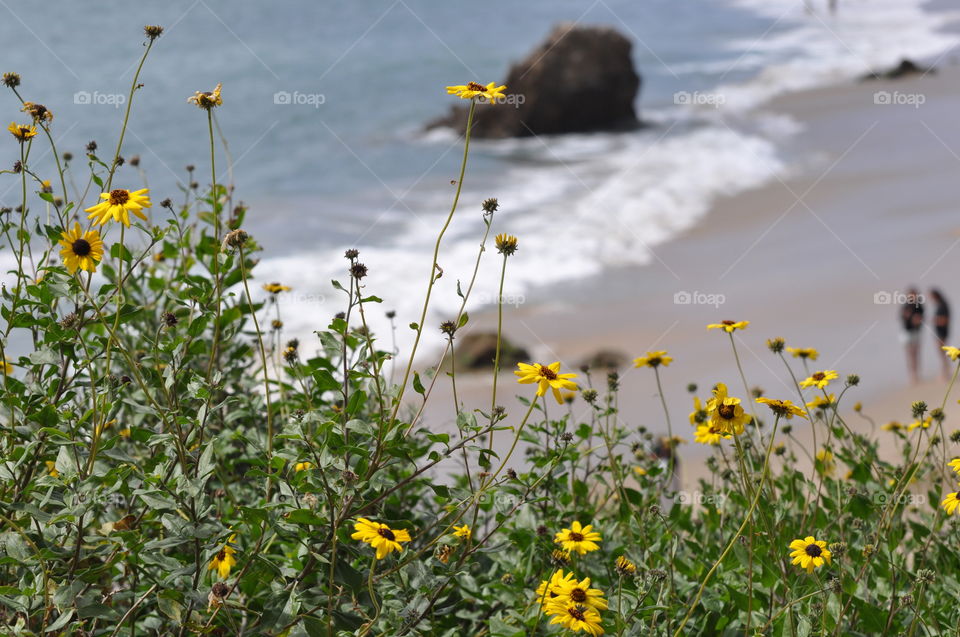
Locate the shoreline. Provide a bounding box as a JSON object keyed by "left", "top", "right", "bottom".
{"left": 419, "top": 38, "right": 960, "bottom": 485}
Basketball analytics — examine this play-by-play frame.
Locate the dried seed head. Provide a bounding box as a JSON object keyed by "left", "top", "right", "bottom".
{"left": 144, "top": 25, "right": 164, "bottom": 40}
{"left": 481, "top": 198, "right": 499, "bottom": 213}
{"left": 766, "top": 337, "right": 785, "bottom": 353}
{"left": 2, "top": 72, "right": 21, "bottom": 88}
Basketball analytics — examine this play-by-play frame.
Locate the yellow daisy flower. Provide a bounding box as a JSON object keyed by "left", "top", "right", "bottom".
{"left": 208, "top": 535, "right": 237, "bottom": 579}
{"left": 495, "top": 233, "right": 518, "bottom": 255}
{"left": 633, "top": 350, "right": 672, "bottom": 368}
{"left": 943, "top": 346, "right": 960, "bottom": 361}
{"left": 941, "top": 487, "right": 960, "bottom": 515}
{"left": 2, "top": 357, "right": 13, "bottom": 375}
{"left": 706, "top": 383, "right": 751, "bottom": 435}
{"left": 263, "top": 282, "right": 292, "bottom": 294}
{"left": 58, "top": 223, "right": 104, "bottom": 274}
{"left": 615, "top": 555, "right": 637, "bottom": 575}
{"left": 8, "top": 121, "right": 37, "bottom": 141}
{"left": 446, "top": 81, "right": 507, "bottom": 103}
{"left": 756, "top": 397, "right": 807, "bottom": 419}
{"left": 188, "top": 82, "right": 223, "bottom": 109}
{"left": 294, "top": 462, "right": 313, "bottom": 472}
{"left": 551, "top": 575, "right": 608, "bottom": 611}
{"left": 707, "top": 320, "right": 749, "bottom": 333}
{"left": 453, "top": 524, "right": 471, "bottom": 540}
{"left": 554, "top": 521, "right": 601, "bottom": 555}
{"left": 545, "top": 602, "right": 604, "bottom": 637}
{"left": 85, "top": 188, "right": 152, "bottom": 227}
{"left": 881, "top": 421, "right": 903, "bottom": 432}
{"left": 948, "top": 458, "right": 960, "bottom": 474}
{"left": 45, "top": 460, "right": 58, "bottom": 477}
{"left": 799, "top": 370, "right": 838, "bottom": 390}
{"left": 535, "top": 569, "right": 577, "bottom": 605}
{"left": 693, "top": 423, "right": 731, "bottom": 445}
{"left": 689, "top": 396, "right": 706, "bottom": 425}
{"left": 815, "top": 449, "right": 836, "bottom": 477}
{"left": 351, "top": 518, "right": 412, "bottom": 560}
{"left": 633, "top": 466, "right": 647, "bottom": 476}
{"left": 786, "top": 346, "right": 819, "bottom": 360}
{"left": 805, "top": 394, "right": 835, "bottom": 411}
{"left": 514, "top": 362, "right": 578, "bottom": 405}
{"left": 788, "top": 536, "right": 831, "bottom": 573}
{"left": 908, "top": 417, "right": 932, "bottom": 432}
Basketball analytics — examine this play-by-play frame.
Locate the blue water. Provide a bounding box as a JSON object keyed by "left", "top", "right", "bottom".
{"left": 2, "top": 0, "right": 956, "bottom": 348}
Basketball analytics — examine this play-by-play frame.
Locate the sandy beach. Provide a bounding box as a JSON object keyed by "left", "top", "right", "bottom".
{"left": 418, "top": 31, "right": 960, "bottom": 485}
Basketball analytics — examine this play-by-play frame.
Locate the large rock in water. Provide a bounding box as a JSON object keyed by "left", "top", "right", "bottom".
{"left": 429, "top": 23, "right": 641, "bottom": 138}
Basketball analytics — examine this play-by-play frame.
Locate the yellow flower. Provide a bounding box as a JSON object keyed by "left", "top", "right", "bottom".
{"left": 94, "top": 419, "right": 116, "bottom": 437}
{"left": 8, "top": 121, "right": 37, "bottom": 141}
{"left": 351, "top": 518, "right": 412, "bottom": 560}
{"left": 756, "top": 397, "right": 807, "bottom": 419}
{"left": 263, "top": 282, "right": 292, "bottom": 294}
{"left": 615, "top": 555, "right": 636, "bottom": 575}
{"left": 788, "top": 536, "right": 831, "bottom": 573}
{"left": 551, "top": 575, "right": 608, "bottom": 611}
{"left": 85, "top": 188, "right": 152, "bottom": 227}
{"left": 45, "top": 460, "right": 59, "bottom": 477}
{"left": 514, "top": 362, "right": 578, "bottom": 404}
{"left": 785, "top": 346, "right": 819, "bottom": 360}
{"left": 881, "top": 421, "right": 903, "bottom": 432}
{"left": 633, "top": 350, "right": 672, "bottom": 368}
{"left": 693, "top": 423, "right": 731, "bottom": 445}
{"left": 208, "top": 535, "right": 237, "bottom": 579}
{"left": 706, "top": 383, "right": 751, "bottom": 435}
{"left": 453, "top": 524, "right": 471, "bottom": 540}
{"left": 446, "top": 81, "right": 507, "bottom": 104}
{"left": 188, "top": 82, "right": 223, "bottom": 109}
{"left": 815, "top": 449, "right": 836, "bottom": 477}
{"left": 294, "top": 462, "right": 313, "bottom": 472}
{"left": 495, "top": 233, "right": 518, "bottom": 256}
{"left": 707, "top": 320, "right": 749, "bottom": 333}
{"left": 908, "top": 417, "right": 932, "bottom": 432}
{"left": 535, "top": 569, "right": 577, "bottom": 606}
{"left": 58, "top": 223, "right": 105, "bottom": 274}
{"left": 943, "top": 346, "right": 960, "bottom": 361}
{"left": 545, "top": 601, "right": 604, "bottom": 636}
{"left": 948, "top": 458, "right": 960, "bottom": 474}
{"left": 2, "top": 357, "right": 13, "bottom": 375}
{"left": 806, "top": 394, "right": 835, "bottom": 411}
{"left": 554, "top": 521, "right": 601, "bottom": 555}
{"left": 633, "top": 466, "right": 647, "bottom": 476}
{"left": 941, "top": 488, "right": 960, "bottom": 515}
{"left": 689, "top": 396, "right": 706, "bottom": 425}
{"left": 799, "top": 370, "right": 838, "bottom": 390}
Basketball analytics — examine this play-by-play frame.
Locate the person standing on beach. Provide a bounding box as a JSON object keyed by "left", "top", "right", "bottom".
{"left": 900, "top": 287, "right": 924, "bottom": 384}
{"left": 930, "top": 288, "right": 951, "bottom": 380}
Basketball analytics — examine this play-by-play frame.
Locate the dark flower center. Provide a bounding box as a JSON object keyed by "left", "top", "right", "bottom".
{"left": 718, "top": 404, "right": 736, "bottom": 420}
{"left": 721, "top": 320, "right": 735, "bottom": 325}
{"left": 71, "top": 238, "right": 91, "bottom": 257}
{"left": 109, "top": 189, "right": 130, "bottom": 206}
{"left": 378, "top": 527, "right": 396, "bottom": 541}
{"left": 805, "top": 544, "right": 822, "bottom": 557}
{"left": 216, "top": 550, "right": 226, "bottom": 561}
{"left": 539, "top": 365, "right": 558, "bottom": 380}
{"left": 568, "top": 605, "right": 587, "bottom": 621}
{"left": 571, "top": 588, "right": 587, "bottom": 602}
{"left": 466, "top": 82, "right": 485, "bottom": 91}
{"left": 812, "top": 372, "right": 825, "bottom": 381}
{"left": 568, "top": 532, "right": 584, "bottom": 542}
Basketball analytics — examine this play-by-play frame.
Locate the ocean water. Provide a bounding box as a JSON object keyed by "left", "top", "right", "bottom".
{"left": 1, "top": 0, "right": 958, "bottom": 353}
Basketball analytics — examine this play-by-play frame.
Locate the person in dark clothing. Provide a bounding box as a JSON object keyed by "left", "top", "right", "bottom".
{"left": 930, "top": 288, "right": 951, "bottom": 380}
{"left": 900, "top": 287, "right": 924, "bottom": 384}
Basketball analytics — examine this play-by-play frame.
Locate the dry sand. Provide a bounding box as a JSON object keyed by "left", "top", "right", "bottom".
{"left": 416, "top": 48, "right": 960, "bottom": 487}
